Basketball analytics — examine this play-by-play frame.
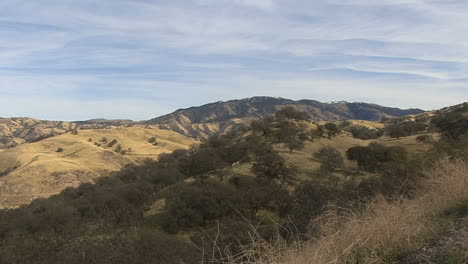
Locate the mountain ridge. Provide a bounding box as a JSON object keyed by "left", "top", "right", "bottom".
{"left": 146, "top": 96, "right": 424, "bottom": 139}
{"left": 0, "top": 97, "right": 425, "bottom": 146}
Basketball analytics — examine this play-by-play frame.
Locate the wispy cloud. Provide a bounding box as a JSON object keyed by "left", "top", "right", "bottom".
{"left": 0, "top": 0, "right": 466, "bottom": 120}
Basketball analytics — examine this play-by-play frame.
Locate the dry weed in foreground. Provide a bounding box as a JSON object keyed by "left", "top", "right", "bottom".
{"left": 223, "top": 158, "right": 468, "bottom": 264}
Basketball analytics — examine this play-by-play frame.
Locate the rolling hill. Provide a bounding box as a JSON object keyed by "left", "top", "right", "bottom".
{"left": 0, "top": 127, "right": 197, "bottom": 208}
{"left": 0, "top": 117, "right": 78, "bottom": 149}
{"left": 0, "top": 97, "right": 429, "bottom": 208}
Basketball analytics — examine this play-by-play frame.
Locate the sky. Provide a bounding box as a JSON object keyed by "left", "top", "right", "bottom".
{"left": 0, "top": 0, "right": 467, "bottom": 121}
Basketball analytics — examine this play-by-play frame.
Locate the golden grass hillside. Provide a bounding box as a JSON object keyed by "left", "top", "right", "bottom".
{"left": 229, "top": 131, "right": 434, "bottom": 182}
{"left": 0, "top": 127, "right": 197, "bottom": 208}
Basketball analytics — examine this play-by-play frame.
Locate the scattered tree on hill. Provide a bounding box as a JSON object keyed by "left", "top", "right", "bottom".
{"left": 430, "top": 104, "right": 468, "bottom": 159}
{"left": 251, "top": 151, "right": 298, "bottom": 186}
{"left": 314, "top": 147, "right": 344, "bottom": 176}
{"left": 107, "top": 139, "right": 118, "bottom": 148}
{"left": 432, "top": 108, "right": 468, "bottom": 140}
{"left": 115, "top": 144, "right": 122, "bottom": 153}
{"left": 324, "top": 123, "right": 339, "bottom": 139}
{"left": 310, "top": 124, "right": 325, "bottom": 141}
{"left": 387, "top": 124, "right": 407, "bottom": 139}
{"left": 56, "top": 147, "right": 64, "bottom": 153}
{"left": 251, "top": 116, "right": 274, "bottom": 136}
{"left": 161, "top": 180, "right": 238, "bottom": 232}
{"left": 349, "top": 126, "right": 383, "bottom": 140}
{"left": 285, "top": 135, "right": 305, "bottom": 154}
{"left": 244, "top": 133, "right": 273, "bottom": 157}
{"left": 275, "top": 106, "right": 310, "bottom": 121}
{"left": 385, "top": 120, "right": 427, "bottom": 140}
{"left": 88, "top": 138, "right": 93, "bottom": 142}
{"left": 188, "top": 146, "right": 228, "bottom": 180}
{"left": 346, "top": 142, "right": 408, "bottom": 172}
{"left": 71, "top": 130, "right": 78, "bottom": 135}
{"left": 219, "top": 141, "right": 249, "bottom": 167}
{"left": 291, "top": 181, "right": 336, "bottom": 232}
{"left": 275, "top": 121, "right": 306, "bottom": 153}
{"left": 148, "top": 137, "right": 157, "bottom": 144}
{"left": 100, "top": 137, "right": 108, "bottom": 143}
{"left": 229, "top": 175, "right": 290, "bottom": 219}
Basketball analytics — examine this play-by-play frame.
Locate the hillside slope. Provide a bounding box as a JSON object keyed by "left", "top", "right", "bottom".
{"left": 0, "top": 127, "right": 197, "bottom": 208}
{"left": 0, "top": 118, "right": 77, "bottom": 149}
{"left": 147, "top": 97, "right": 423, "bottom": 139}
{"left": 0, "top": 117, "right": 136, "bottom": 149}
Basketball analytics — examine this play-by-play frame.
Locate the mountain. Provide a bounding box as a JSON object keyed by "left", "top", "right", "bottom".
{"left": 147, "top": 97, "right": 424, "bottom": 139}
{"left": 0, "top": 98, "right": 424, "bottom": 147}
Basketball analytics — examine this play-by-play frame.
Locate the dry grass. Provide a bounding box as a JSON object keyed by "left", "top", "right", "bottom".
{"left": 0, "top": 127, "right": 197, "bottom": 208}
{"left": 222, "top": 158, "right": 468, "bottom": 264}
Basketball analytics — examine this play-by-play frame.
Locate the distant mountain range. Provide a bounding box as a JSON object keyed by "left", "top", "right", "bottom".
{"left": 0, "top": 97, "right": 424, "bottom": 146}
{"left": 146, "top": 97, "right": 424, "bottom": 139}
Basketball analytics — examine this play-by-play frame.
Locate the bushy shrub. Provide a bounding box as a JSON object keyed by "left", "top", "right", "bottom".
{"left": 314, "top": 147, "right": 344, "bottom": 176}
{"left": 416, "top": 134, "right": 435, "bottom": 143}
{"left": 275, "top": 106, "right": 310, "bottom": 121}
{"left": 346, "top": 142, "right": 408, "bottom": 172}
{"left": 349, "top": 126, "right": 383, "bottom": 140}
{"left": 324, "top": 123, "right": 340, "bottom": 139}
{"left": 107, "top": 139, "right": 118, "bottom": 148}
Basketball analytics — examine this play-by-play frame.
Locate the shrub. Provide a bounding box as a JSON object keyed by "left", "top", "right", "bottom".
{"left": 251, "top": 116, "right": 275, "bottom": 136}
{"left": 291, "top": 181, "right": 336, "bottom": 232}
{"left": 115, "top": 144, "right": 122, "bottom": 153}
{"left": 387, "top": 124, "right": 408, "bottom": 139}
{"left": 0, "top": 166, "right": 19, "bottom": 177}
{"left": 56, "top": 147, "right": 64, "bottom": 153}
{"left": 314, "top": 147, "right": 344, "bottom": 176}
{"left": 275, "top": 121, "right": 306, "bottom": 153}
{"left": 349, "top": 126, "right": 383, "bottom": 140}
{"left": 107, "top": 139, "right": 118, "bottom": 148}
{"left": 416, "top": 134, "right": 435, "bottom": 144}
{"left": 161, "top": 181, "right": 238, "bottom": 232}
{"left": 346, "top": 142, "right": 408, "bottom": 172}
{"left": 324, "top": 123, "right": 340, "bottom": 139}
{"left": 275, "top": 106, "right": 310, "bottom": 121}
{"left": 251, "top": 151, "right": 298, "bottom": 186}
{"left": 386, "top": 121, "right": 427, "bottom": 139}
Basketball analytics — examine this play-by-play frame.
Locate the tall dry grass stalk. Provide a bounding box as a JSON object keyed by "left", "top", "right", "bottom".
{"left": 224, "top": 158, "right": 468, "bottom": 264}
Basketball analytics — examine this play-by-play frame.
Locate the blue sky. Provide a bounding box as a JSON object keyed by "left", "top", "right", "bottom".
{"left": 0, "top": 0, "right": 467, "bottom": 120}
